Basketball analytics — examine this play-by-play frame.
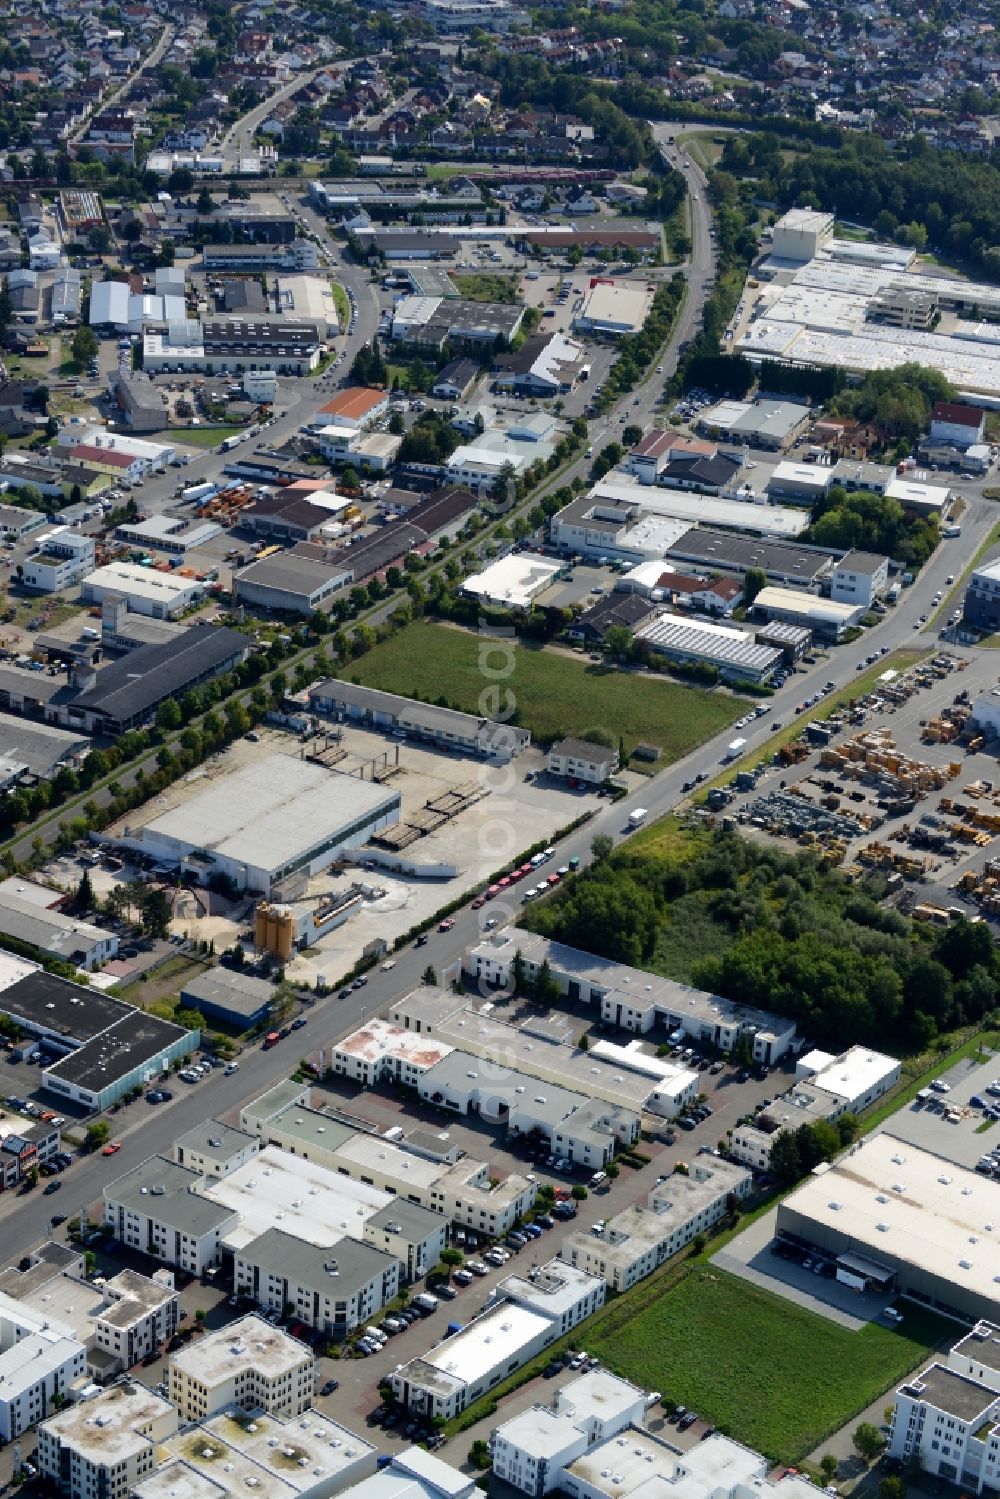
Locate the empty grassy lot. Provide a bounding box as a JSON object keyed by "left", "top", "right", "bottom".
{"left": 344, "top": 622, "right": 748, "bottom": 757}
{"left": 586, "top": 1266, "right": 955, "bottom": 1463}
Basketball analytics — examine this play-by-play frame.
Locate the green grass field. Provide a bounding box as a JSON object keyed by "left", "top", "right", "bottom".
{"left": 177, "top": 426, "right": 245, "bottom": 450}
{"left": 451, "top": 273, "right": 519, "bottom": 304}
{"left": 344, "top": 622, "right": 748, "bottom": 757}
{"left": 587, "top": 1267, "right": 954, "bottom": 1462}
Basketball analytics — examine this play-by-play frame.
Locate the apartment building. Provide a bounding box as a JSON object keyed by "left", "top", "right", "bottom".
{"left": 94, "top": 1269, "right": 179, "bottom": 1371}
{"left": 0, "top": 1294, "right": 86, "bottom": 1441}
{"left": 167, "top": 1315, "right": 315, "bottom": 1422}
{"left": 103, "top": 1156, "right": 238, "bottom": 1276}
{"left": 560, "top": 1158, "right": 752, "bottom": 1293}
{"left": 234, "top": 1228, "right": 401, "bottom": 1336}
{"left": 38, "top": 1383, "right": 178, "bottom": 1499}
{"left": 546, "top": 738, "right": 617, "bottom": 785}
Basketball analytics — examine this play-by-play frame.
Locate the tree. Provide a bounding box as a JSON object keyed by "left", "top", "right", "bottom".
{"left": 469, "top": 1441, "right": 491, "bottom": 1470}
{"left": 578, "top": 1033, "right": 589, "bottom": 1051}
{"left": 71, "top": 325, "right": 98, "bottom": 367}
{"left": 75, "top": 868, "right": 95, "bottom": 912}
{"left": 820, "top": 1457, "right": 839, "bottom": 1484}
{"left": 440, "top": 1247, "right": 464, "bottom": 1266}
{"left": 141, "top": 889, "right": 171, "bottom": 939}
{"left": 769, "top": 1130, "right": 802, "bottom": 1187}
{"left": 421, "top": 964, "right": 437, "bottom": 985}
{"left": 591, "top": 834, "right": 614, "bottom": 862}
{"left": 604, "top": 625, "right": 633, "bottom": 662}
{"left": 853, "top": 1424, "right": 886, "bottom": 1464}
{"left": 156, "top": 698, "right": 182, "bottom": 733}
{"left": 605, "top": 1162, "right": 620, "bottom": 1180}
{"left": 571, "top": 1184, "right": 588, "bottom": 1201}
{"left": 85, "top": 1121, "right": 110, "bottom": 1151}
{"left": 533, "top": 958, "right": 559, "bottom": 1007}
{"left": 742, "top": 567, "right": 767, "bottom": 606}
{"left": 511, "top": 948, "right": 527, "bottom": 996}
{"left": 880, "top": 1479, "right": 905, "bottom": 1499}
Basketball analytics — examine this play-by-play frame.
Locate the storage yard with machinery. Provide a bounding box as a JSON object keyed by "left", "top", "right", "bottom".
{"left": 694, "top": 652, "right": 1000, "bottom": 915}
{"left": 98, "top": 721, "right": 605, "bottom": 984}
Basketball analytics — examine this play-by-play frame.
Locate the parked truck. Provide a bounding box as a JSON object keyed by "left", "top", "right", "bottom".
{"left": 182, "top": 483, "right": 217, "bottom": 505}
{"left": 723, "top": 738, "right": 747, "bottom": 762}
{"left": 627, "top": 807, "right": 648, "bottom": 827}
{"left": 413, "top": 1293, "right": 439, "bottom": 1314}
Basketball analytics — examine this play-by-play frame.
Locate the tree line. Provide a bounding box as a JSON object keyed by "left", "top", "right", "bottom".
{"left": 525, "top": 831, "right": 999, "bottom": 1053}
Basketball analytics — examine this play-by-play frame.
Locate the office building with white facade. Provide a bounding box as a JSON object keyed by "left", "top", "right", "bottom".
{"left": 168, "top": 1316, "right": 315, "bottom": 1422}
{"left": 38, "top": 1383, "right": 178, "bottom": 1499}
{"left": 887, "top": 1322, "right": 1000, "bottom": 1492}
{"left": 559, "top": 1157, "right": 752, "bottom": 1292}
{"left": 461, "top": 931, "right": 797, "bottom": 1064}
{"left": 829, "top": 551, "right": 889, "bottom": 609}
{"left": 391, "top": 1260, "right": 604, "bottom": 1420}
{"left": 492, "top": 1370, "right": 652, "bottom": 1496}
{"left": 0, "top": 1293, "right": 87, "bottom": 1441}
{"left": 234, "top": 1229, "right": 401, "bottom": 1337}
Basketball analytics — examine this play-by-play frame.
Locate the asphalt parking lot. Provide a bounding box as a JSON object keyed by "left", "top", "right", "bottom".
{"left": 874, "top": 1051, "right": 1000, "bottom": 1170}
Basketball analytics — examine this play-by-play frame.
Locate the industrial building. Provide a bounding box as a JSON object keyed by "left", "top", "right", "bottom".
{"left": 108, "top": 370, "right": 165, "bottom": 433}
{"left": 80, "top": 562, "right": 203, "bottom": 618}
{"left": 573, "top": 282, "right": 653, "bottom": 337}
{"left": 179, "top": 967, "right": 277, "bottom": 1029}
{"left": 493, "top": 333, "right": 587, "bottom": 397}
{"left": 561, "top": 1157, "right": 751, "bottom": 1293}
{"left": 461, "top": 554, "right": 562, "bottom": 610}
{"left": 697, "top": 398, "right": 810, "bottom": 450}
{"left": 144, "top": 320, "right": 323, "bottom": 376}
{"left": 316, "top": 387, "right": 390, "bottom": 429}
{"left": 771, "top": 208, "right": 835, "bottom": 262}
{"left": 0, "top": 879, "right": 117, "bottom": 968}
{"left": 168, "top": 1316, "right": 315, "bottom": 1421}
{"left": 775, "top": 1133, "right": 1000, "bottom": 1322}
{"left": 0, "top": 968, "right": 198, "bottom": 1110}
{"left": 49, "top": 625, "right": 249, "bottom": 737}
{"left": 276, "top": 275, "right": 339, "bottom": 338}
{"left": 461, "top": 930, "right": 797, "bottom": 1064}
{"left": 634, "top": 612, "right": 782, "bottom": 685}
{"left": 391, "top": 1260, "right": 605, "bottom": 1419}
{"left": 390, "top": 295, "right": 525, "bottom": 350}
{"left": 307, "top": 679, "right": 530, "bottom": 759}
{"left": 133, "top": 755, "right": 400, "bottom": 895}
{"left": 750, "top": 586, "right": 865, "bottom": 641}
{"left": 235, "top": 551, "right": 352, "bottom": 616}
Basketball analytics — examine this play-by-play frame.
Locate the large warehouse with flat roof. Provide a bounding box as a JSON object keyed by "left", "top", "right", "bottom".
{"left": 776, "top": 1133, "right": 1000, "bottom": 1323}
{"left": 135, "top": 754, "right": 401, "bottom": 894}
{"left": 0, "top": 969, "right": 198, "bottom": 1110}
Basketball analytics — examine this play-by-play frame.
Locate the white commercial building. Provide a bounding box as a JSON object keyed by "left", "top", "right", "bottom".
{"left": 335, "top": 1450, "right": 476, "bottom": 1499}
{"left": 147, "top": 1408, "right": 375, "bottom": 1499}
{"left": 574, "top": 282, "right": 654, "bottom": 336}
{"left": 888, "top": 1322, "right": 1000, "bottom": 1492}
{"left": 776, "top": 1133, "right": 1000, "bottom": 1322}
{"left": 168, "top": 1315, "right": 315, "bottom": 1421}
{"left": 770, "top": 208, "right": 834, "bottom": 263}
{"left": 461, "top": 554, "right": 561, "bottom": 611}
{"left": 462, "top": 930, "right": 797, "bottom": 1065}
{"left": 492, "top": 1370, "right": 652, "bottom": 1495}
{"left": 0, "top": 1294, "right": 87, "bottom": 1441}
{"left": 750, "top": 585, "right": 864, "bottom": 641}
{"left": 80, "top": 563, "right": 202, "bottom": 619}
{"left": 136, "top": 755, "right": 401, "bottom": 895}
{"left": 830, "top": 550, "right": 889, "bottom": 608}
{"left": 330, "top": 1019, "right": 454, "bottom": 1086}
{"left": 23, "top": 528, "right": 95, "bottom": 593}
{"left": 634, "top": 612, "right": 781, "bottom": 686}
{"left": 235, "top": 1227, "right": 401, "bottom": 1333}
{"left": 104, "top": 1156, "right": 239, "bottom": 1277}
{"left": 276, "top": 276, "right": 339, "bottom": 339}
{"left": 38, "top": 1383, "right": 178, "bottom": 1499}
{"left": 560, "top": 1157, "right": 751, "bottom": 1292}
{"left": 391, "top": 1260, "right": 604, "bottom": 1420}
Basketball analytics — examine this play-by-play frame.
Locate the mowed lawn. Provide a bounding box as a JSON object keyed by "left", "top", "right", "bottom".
{"left": 344, "top": 623, "right": 747, "bottom": 758}
{"left": 587, "top": 1268, "right": 954, "bottom": 1462}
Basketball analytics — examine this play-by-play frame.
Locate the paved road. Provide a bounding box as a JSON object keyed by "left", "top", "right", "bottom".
{"left": 220, "top": 68, "right": 322, "bottom": 164}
